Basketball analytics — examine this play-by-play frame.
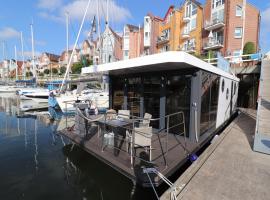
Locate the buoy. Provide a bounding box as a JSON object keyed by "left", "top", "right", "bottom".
{"left": 189, "top": 154, "right": 198, "bottom": 162}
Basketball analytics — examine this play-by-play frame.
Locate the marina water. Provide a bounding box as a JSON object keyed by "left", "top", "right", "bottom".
{"left": 0, "top": 95, "right": 156, "bottom": 200}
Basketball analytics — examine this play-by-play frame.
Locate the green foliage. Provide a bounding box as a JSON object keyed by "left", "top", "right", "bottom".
{"left": 52, "top": 68, "right": 58, "bottom": 74}
{"left": 60, "top": 66, "right": 66, "bottom": 74}
{"left": 44, "top": 69, "right": 50, "bottom": 75}
{"left": 71, "top": 59, "right": 93, "bottom": 74}
{"left": 243, "top": 42, "right": 256, "bottom": 55}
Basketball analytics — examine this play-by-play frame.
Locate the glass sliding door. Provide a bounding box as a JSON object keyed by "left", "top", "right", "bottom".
{"left": 127, "top": 77, "right": 142, "bottom": 117}
{"left": 200, "top": 71, "right": 220, "bottom": 136}
{"left": 143, "top": 75, "right": 160, "bottom": 128}
{"left": 166, "top": 75, "right": 191, "bottom": 135}
{"left": 112, "top": 76, "right": 125, "bottom": 111}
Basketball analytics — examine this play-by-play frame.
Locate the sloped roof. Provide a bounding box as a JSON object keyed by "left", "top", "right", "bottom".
{"left": 44, "top": 52, "right": 60, "bottom": 62}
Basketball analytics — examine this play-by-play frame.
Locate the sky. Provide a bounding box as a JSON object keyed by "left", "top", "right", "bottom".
{"left": 0, "top": 0, "right": 269, "bottom": 60}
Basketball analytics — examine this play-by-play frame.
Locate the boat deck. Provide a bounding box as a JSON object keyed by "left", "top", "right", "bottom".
{"left": 59, "top": 123, "right": 198, "bottom": 186}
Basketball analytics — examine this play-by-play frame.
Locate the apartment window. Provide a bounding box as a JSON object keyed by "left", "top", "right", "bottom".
{"left": 234, "top": 27, "right": 242, "bottom": 38}
{"left": 162, "top": 29, "right": 170, "bottom": 39}
{"left": 191, "top": 18, "right": 196, "bottom": 30}
{"left": 145, "top": 32, "right": 149, "bottom": 39}
{"left": 124, "top": 50, "right": 129, "bottom": 57}
{"left": 212, "top": 0, "right": 224, "bottom": 9}
{"left": 236, "top": 5, "right": 242, "bottom": 16}
{"left": 186, "top": 1, "right": 197, "bottom": 17}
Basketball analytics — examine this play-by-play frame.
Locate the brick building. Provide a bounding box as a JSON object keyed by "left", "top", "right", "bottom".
{"left": 203, "top": 0, "right": 260, "bottom": 58}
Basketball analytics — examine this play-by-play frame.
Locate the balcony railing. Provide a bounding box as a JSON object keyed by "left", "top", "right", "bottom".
{"left": 203, "top": 36, "right": 224, "bottom": 50}
{"left": 157, "top": 36, "right": 169, "bottom": 45}
{"left": 182, "top": 45, "right": 196, "bottom": 53}
{"left": 182, "top": 29, "right": 190, "bottom": 39}
{"left": 183, "top": 15, "right": 190, "bottom": 23}
{"left": 204, "top": 18, "right": 225, "bottom": 31}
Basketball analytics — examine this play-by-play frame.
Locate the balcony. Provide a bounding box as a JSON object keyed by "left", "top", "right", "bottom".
{"left": 204, "top": 18, "right": 225, "bottom": 31}
{"left": 156, "top": 36, "right": 169, "bottom": 45}
{"left": 203, "top": 37, "right": 224, "bottom": 50}
{"left": 182, "top": 45, "right": 196, "bottom": 54}
{"left": 182, "top": 29, "right": 190, "bottom": 39}
{"left": 183, "top": 15, "right": 190, "bottom": 23}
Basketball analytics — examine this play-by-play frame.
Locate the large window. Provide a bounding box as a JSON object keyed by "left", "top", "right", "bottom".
{"left": 166, "top": 75, "right": 191, "bottom": 135}
{"left": 200, "top": 72, "right": 220, "bottom": 135}
{"left": 236, "top": 5, "right": 243, "bottom": 17}
{"left": 212, "top": 0, "right": 225, "bottom": 9}
{"left": 144, "top": 76, "right": 161, "bottom": 128}
{"left": 127, "top": 77, "right": 142, "bottom": 117}
{"left": 234, "top": 27, "right": 243, "bottom": 38}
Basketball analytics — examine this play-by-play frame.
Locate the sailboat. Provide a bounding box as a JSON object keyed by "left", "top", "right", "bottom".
{"left": 55, "top": 1, "right": 109, "bottom": 113}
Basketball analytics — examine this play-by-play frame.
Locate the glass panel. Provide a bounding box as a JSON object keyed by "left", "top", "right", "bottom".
{"left": 144, "top": 76, "right": 160, "bottom": 128}
{"left": 127, "top": 77, "right": 142, "bottom": 117}
{"left": 166, "top": 75, "right": 191, "bottom": 136}
{"left": 200, "top": 72, "right": 211, "bottom": 135}
{"left": 112, "top": 77, "right": 125, "bottom": 111}
{"left": 200, "top": 72, "right": 220, "bottom": 135}
{"left": 209, "top": 75, "right": 219, "bottom": 128}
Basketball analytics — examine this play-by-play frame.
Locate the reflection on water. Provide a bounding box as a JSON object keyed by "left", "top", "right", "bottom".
{"left": 0, "top": 95, "right": 156, "bottom": 200}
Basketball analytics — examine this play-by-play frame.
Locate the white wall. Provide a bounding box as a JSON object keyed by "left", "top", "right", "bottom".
{"left": 216, "top": 77, "right": 238, "bottom": 128}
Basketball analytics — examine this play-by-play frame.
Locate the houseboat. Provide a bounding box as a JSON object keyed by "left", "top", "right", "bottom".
{"left": 59, "top": 51, "right": 239, "bottom": 187}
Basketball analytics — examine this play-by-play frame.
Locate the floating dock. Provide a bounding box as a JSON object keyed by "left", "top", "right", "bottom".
{"left": 161, "top": 109, "right": 270, "bottom": 200}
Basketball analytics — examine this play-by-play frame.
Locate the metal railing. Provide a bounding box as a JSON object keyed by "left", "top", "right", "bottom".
{"left": 203, "top": 36, "right": 224, "bottom": 49}
{"left": 59, "top": 105, "right": 188, "bottom": 172}
{"left": 204, "top": 18, "right": 225, "bottom": 29}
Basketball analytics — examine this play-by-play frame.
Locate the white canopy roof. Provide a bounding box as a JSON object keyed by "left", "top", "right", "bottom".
{"left": 82, "top": 51, "right": 239, "bottom": 81}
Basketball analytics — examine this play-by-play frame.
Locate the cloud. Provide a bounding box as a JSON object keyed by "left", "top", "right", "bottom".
{"left": 0, "top": 27, "right": 20, "bottom": 40}
{"left": 18, "top": 51, "right": 41, "bottom": 58}
{"left": 261, "top": 5, "right": 270, "bottom": 53}
{"left": 37, "top": 0, "right": 63, "bottom": 11}
{"left": 38, "top": 0, "right": 131, "bottom": 24}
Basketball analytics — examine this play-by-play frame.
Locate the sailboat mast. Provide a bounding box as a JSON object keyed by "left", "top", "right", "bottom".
{"left": 30, "top": 23, "right": 36, "bottom": 78}
{"left": 14, "top": 45, "right": 18, "bottom": 80}
{"left": 65, "top": 12, "right": 70, "bottom": 84}
{"left": 105, "top": 0, "right": 109, "bottom": 63}
{"left": 96, "top": 0, "right": 101, "bottom": 63}
{"left": 60, "top": 0, "right": 91, "bottom": 92}
{"left": 20, "top": 32, "right": 25, "bottom": 80}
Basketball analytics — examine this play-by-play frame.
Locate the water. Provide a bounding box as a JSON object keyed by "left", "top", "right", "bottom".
{"left": 0, "top": 95, "right": 157, "bottom": 200}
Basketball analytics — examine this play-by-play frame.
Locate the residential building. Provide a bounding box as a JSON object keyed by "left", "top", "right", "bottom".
{"left": 143, "top": 14, "right": 162, "bottom": 55}
{"left": 38, "top": 52, "right": 60, "bottom": 73}
{"left": 81, "top": 40, "right": 97, "bottom": 62}
{"left": 156, "top": 6, "right": 182, "bottom": 52}
{"left": 179, "top": 0, "right": 203, "bottom": 55}
{"left": 59, "top": 49, "right": 81, "bottom": 67}
{"left": 100, "top": 27, "right": 122, "bottom": 63}
{"left": 203, "top": 0, "right": 260, "bottom": 57}
{"left": 123, "top": 24, "right": 144, "bottom": 60}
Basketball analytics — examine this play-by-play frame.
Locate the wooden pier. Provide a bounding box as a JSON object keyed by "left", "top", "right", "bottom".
{"left": 161, "top": 109, "right": 270, "bottom": 200}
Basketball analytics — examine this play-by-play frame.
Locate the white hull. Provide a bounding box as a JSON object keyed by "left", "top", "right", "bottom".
{"left": 56, "top": 92, "right": 109, "bottom": 113}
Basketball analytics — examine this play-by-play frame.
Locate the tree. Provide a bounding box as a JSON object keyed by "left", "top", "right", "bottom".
{"left": 243, "top": 42, "right": 256, "bottom": 55}
{"left": 44, "top": 69, "right": 50, "bottom": 75}
{"left": 71, "top": 59, "right": 93, "bottom": 74}
{"left": 52, "top": 68, "right": 58, "bottom": 74}
{"left": 60, "top": 66, "right": 66, "bottom": 75}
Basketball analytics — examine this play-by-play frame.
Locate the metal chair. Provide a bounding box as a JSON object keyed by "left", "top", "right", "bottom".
{"left": 139, "top": 113, "right": 152, "bottom": 127}
{"left": 126, "top": 126, "right": 153, "bottom": 161}
{"left": 118, "top": 110, "right": 130, "bottom": 119}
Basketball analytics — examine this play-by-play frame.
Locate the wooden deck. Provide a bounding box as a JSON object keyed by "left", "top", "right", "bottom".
{"left": 59, "top": 121, "right": 198, "bottom": 186}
